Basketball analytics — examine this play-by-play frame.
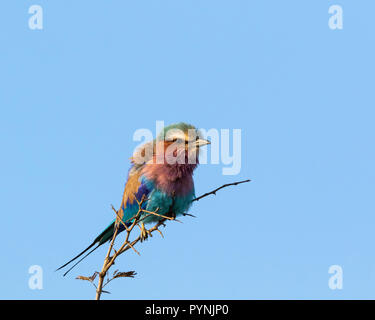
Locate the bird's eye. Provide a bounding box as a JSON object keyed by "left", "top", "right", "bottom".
{"left": 171, "top": 138, "right": 184, "bottom": 143}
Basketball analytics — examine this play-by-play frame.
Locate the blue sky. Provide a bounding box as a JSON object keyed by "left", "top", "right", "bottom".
{"left": 1, "top": 0, "right": 374, "bottom": 299}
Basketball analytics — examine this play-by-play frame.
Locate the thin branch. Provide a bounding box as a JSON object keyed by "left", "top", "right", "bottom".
{"left": 140, "top": 209, "right": 177, "bottom": 221}
{"left": 95, "top": 216, "right": 120, "bottom": 300}
{"left": 192, "top": 179, "right": 251, "bottom": 202}
{"left": 83, "top": 179, "right": 250, "bottom": 300}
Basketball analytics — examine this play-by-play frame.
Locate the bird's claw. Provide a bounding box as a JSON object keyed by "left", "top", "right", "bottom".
{"left": 139, "top": 222, "right": 151, "bottom": 242}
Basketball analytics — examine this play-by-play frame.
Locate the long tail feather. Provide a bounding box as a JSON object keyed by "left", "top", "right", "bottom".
{"left": 56, "top": 221, "right": 119, "bottom": 274}
{"left": 62, "top": 244, "right": 101, "bottom": 277}
{"left": 56, "top": 241, "right": 98, "bottom": 272}
{"left": 57, "top": 220, "right": 125, "bottom": 276}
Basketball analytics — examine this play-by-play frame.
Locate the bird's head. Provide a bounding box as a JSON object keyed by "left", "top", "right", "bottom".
{"left": 131, "top": 122, "right": 210, "bottom": 168}
{"left": 156, "top": 122, "right": 210, "bottom": 165}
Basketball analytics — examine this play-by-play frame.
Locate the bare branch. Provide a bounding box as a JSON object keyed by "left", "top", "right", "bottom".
{"left": 77, "top": 179, "right": 250, "bottom": 300}
{"left": 192, "top": 179, "right": 251, "bottom": 202}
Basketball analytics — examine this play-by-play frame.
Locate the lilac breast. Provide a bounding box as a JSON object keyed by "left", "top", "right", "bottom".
{"left": 141, "top": 161, "right": 196, "bottom": 196}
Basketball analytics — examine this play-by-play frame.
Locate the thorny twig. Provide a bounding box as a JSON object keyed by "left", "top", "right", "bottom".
{"left": 76, "top": 179, "right": 250, "bottom": 300}
{"left": 192, "top": 179, "right": 251, "bottom": 202}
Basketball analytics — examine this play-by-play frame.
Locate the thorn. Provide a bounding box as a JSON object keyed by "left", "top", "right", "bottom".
{"left": 156, "top": 229, "right": 164, "bottom": 238}
{"left": 183, "top": 213, "right": 196, "bottom": 218}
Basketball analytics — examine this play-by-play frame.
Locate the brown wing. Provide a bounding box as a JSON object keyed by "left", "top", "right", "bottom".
{"left": 116, "top": 141, "right": 155, "bottom": 221}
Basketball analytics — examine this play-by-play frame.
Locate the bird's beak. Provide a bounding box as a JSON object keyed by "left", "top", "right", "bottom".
{"left": 195, "top": 138, "right": 211, "bottom": 147}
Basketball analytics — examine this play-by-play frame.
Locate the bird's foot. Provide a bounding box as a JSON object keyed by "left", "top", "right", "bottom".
{"left": 139, "top": 222, "right": 151, "bottom": 242}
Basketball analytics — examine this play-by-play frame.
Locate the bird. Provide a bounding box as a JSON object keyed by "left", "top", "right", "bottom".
{"left": 56, "top": 122, "right": 210, "bottom": 276}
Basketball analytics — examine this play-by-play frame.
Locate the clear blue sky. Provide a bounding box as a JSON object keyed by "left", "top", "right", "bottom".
{"left": 1, "top": 0, "right": 374, "bottom": 299}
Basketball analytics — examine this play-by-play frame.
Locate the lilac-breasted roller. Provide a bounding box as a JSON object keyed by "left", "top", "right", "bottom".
{"left": 57, "top": 122, "right": 210, "bottom": 276}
